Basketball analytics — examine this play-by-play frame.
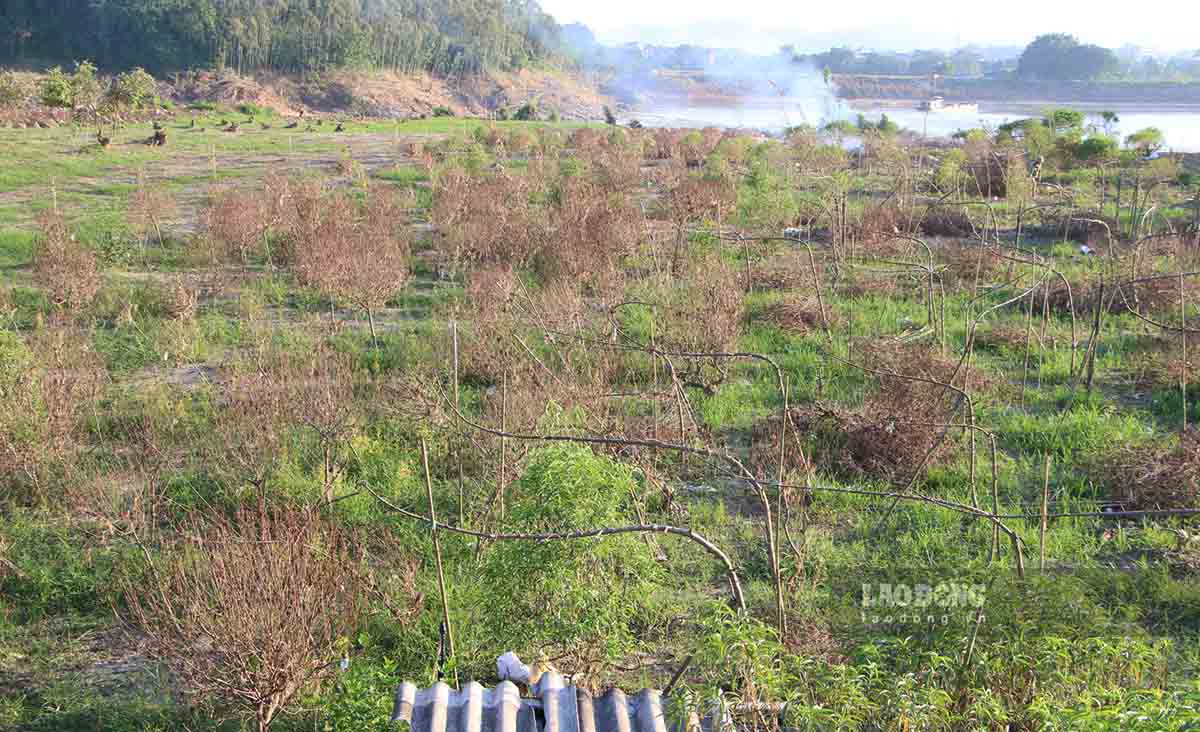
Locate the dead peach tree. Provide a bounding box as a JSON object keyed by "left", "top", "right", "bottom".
{"left": 127, "top": 174, "right": 178, "bottom": 247}
{"left": 203, "top": 187, "right": 267, "bottom": 269}
{"left": 33, "top": 211, "right": 101, "bottom": 316}
{"left": 288, "top": 346, "right": 362, "bottom": 504}
{"left": 201, "top": 176, "right": 301, "bottom": 272}
{"left": 0, "top": 327, "right": 106, "bottom": 504}
{"left": 125, "top": 502, "right": 364, "bottom": 732}
{"left": 662, "top": 170, "right": 737, "bottom": 276}
{"left": 295, "top": 187, "right": 411, "bottom": 346}
{"left": 208, "top": 360, "right": 293, "bottom": 493}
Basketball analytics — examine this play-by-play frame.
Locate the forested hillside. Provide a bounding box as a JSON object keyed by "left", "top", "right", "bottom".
{"left": 0, "top": 0, "right": 565, "bottom": 76}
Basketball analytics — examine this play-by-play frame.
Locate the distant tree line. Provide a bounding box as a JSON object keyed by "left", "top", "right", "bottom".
{"left": 0, "top": 0, "right": 565, "bottom": 75}
{"left": 791, "top": 46, "right": 990, "bottom": 78}
{"left": 1016, "top": 34, "right": 1119, "bottom": 81}
{"left": 785, "top": 35, "right": 1198, "bottom": 84}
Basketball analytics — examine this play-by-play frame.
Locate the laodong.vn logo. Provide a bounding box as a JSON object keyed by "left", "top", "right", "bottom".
{"left": 860, "top": 581, "right": 987, "bottom": 627}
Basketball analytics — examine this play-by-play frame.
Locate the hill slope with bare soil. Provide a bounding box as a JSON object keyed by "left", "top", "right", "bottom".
{"left": 165, "top": 68, "right": 611, "bottom": 121}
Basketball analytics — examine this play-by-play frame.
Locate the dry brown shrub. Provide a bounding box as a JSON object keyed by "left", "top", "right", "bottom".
{"left": 651, "top": 128, "right": 684, "bottom": 160}
{"left": 534, "top": 179, "right": 641, "bottom": 293}
{"left": 466, "top": 264, "right": 521, "bottom": 322}
{"left": 966, "top": 149, "right": 1020, "bottom": 198}
{"left": 433, "top": 163, "right": 641, "bottom": 294}
{"left": 207, "top": 342, "right": 367, "bottom": 495}
{"left": 664, "top": 172, "right": 737, "bottom": 225}
{"left": 1099, "top": 429, "right": 1200, "bottom": 510}
{"left": 127, "top": 179, "right": 178, "bottom": 246}
{"left": 335, "top": 149, "right": 360, "bottom": 176}
{"left": 838, "top": 274, "right": 902, "bottom": 299}
{"left": 125, "top": 503, "right": 368, "bottom": 732}
{"left": 568, "top": 127, "right": 605, "bottom": 153}
{"left": 198, "top": 174, "right": 307, "bottom": 268}
{"left": 457, "top": 269, "right": 594, "bottom": 389}
{"left": 679, "top": 128, "right": 721, "bottom": 166}
{"left": 531, "top": 278, "right": 589, "bottom": 333}
{"left": 743, "top": 257, "right": 816, "bottom": 292}
{"left": 919, "top": 207, "right": 977, "bottom": 238}
{"left": 973, "top": 323, "right": 1033, "bottom": 352}
{"left": 209, "top": 360, "right": 293, "bottom": 490}
{"left": 506, "top": 128, "right": 538, "bottom": 155}
{"left": 32, "top": 327, "right": 107, "bottom": 453}
{"left": 431, "top": 167, "right": 538, "bottom": 273}
{"left": 589, "top": 145, "right": 644, "bottom": 194}
{"left": 480, "top": 124, "right": 507, "bottom": 150}
{"left": 167, "top": 275, "right": 199, "bottom": 321}
{"left": 294, "top": 187, "right": 412, "bottom": 339}
{"left": 938, "top": 241, "right": 1005, "bottom": 293}
{"left": 865, "top": 341, "right": 986, "bottom": 396}
{"left": 784, "top": 344, "right": 978, "bottom": 486}
{"left": 754, "top": 298, "right": 836, "bottom": 336}
{"left": 1124, "top": 334, "right": 1194, "bottom": 392}
{"left": 33, "top": 211, "right": 101, "bottom": 314}
{"left": 655, "top": 254, "right": 745, "bottom": 353}
{"left": 203, "top": 187, "right": 268, "bottom": 267}
{"left": 288, "top": 346, "right": 363, "bottom": 501}
{"left": 854, "top": 202, "right": 913, "bottom": 249}
{"left": 749, "top": 409, "right": 815, "bottom": 482}
{"left": 539, "top": 128, "right": 570, "bottom": 154}
{"left": 0, "top": 327, "right": 106, "bottom": 500}
{"left": 457, "top": 266, "right": 523, "bottom": 387}
{"left": 1032, "top": 275, "right": 1196, "bottom": 318}
{"left": 1112, "top": 276, "right": 1200, "bottom": 317}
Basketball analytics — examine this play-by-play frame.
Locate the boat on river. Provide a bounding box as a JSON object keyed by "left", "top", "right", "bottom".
{"left": 918, "top": 96, "right": 979, "bottom": 114}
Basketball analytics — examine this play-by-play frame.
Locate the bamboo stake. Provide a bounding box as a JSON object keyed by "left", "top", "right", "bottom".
{"left": 451, "top": 320, "right": 464, "bottom": 527}
{"left": 422, "top": 439, "right": 456, "bottom": 680}
{"left": 1182, "top": 270, "right": 1188, "bottom": 430}
{"left": 499, "top": 368, "right": 507, "bottom": 521}
{"left": 1020, "top": 286, "right": 1035, "bottom": 410}
{"left": 1040, "top": 453, "right": 1050, "bottom": 572}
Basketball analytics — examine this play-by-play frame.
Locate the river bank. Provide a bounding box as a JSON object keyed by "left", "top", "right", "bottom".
{"left": 630, "top": 97, "right": 1200, "bottom": 152}
{"left": 834, "top": 75, "right": 1200, "bottom": 108}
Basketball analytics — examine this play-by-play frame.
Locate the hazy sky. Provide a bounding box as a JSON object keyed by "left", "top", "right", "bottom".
{"left": 540, "top": 0, "right": 1198, "bottom": 54}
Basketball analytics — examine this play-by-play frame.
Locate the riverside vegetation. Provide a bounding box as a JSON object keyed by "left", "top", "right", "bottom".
{"left": 0, "top": 93, "right": 1199, "bottom": 731}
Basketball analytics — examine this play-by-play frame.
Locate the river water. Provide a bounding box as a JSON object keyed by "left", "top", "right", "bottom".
{"left": 631, "top": 100, "right": 1200, "bottom": 152}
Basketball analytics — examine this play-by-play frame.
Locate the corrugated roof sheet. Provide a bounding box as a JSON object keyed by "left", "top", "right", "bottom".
{"left": 392, "top": 672, "right": 726, "bottom": 732}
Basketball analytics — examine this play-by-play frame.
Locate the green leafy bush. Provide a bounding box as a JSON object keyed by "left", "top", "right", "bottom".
{"left": 107, "top": 67, "right": 157, "bottom": 111}
{"left": 513, "top": 102, "right": 537, "bottom": 121}
{"left": 39, "top": 61, "right": 100, "bottom": 111}
{"left": 480, "top": 444, "right": 661, "bottom": 663}
{"left": 0, "top": 516, "right": 131, "bottom": 621}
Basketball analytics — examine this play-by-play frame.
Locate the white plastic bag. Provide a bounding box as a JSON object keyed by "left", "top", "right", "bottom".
{"left": 496, "top": 651, "right": 531, "bottom": 683}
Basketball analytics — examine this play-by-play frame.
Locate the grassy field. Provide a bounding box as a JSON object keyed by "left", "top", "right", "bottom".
{"left": 1, "top": 108, "right": 1199, "bottom": 731}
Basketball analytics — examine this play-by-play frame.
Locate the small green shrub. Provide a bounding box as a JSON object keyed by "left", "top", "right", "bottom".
{"left": 513, "top": 102, "right": 537, "bottom": 121}
{"left": 0, "top": 516, "right": 132, "bottom": 621}
{"left": 236, "top": 102, "right": 269, "bottom": 117}
{"left": 479, "top": 444, "right": 661, "bottom": 664}
{"left": 107, "top": 68, "right": 157, "bottom": 111}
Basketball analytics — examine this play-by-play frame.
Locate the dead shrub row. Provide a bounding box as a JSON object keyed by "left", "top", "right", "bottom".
{"left": 1098, "top": 429, "right": 1200, "bottom": 510}
{"left": 753, "top": 344, "right": 981, "bottom": 486}
{"left": 754, "top": 298, "right": 836, "bottom": 337}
